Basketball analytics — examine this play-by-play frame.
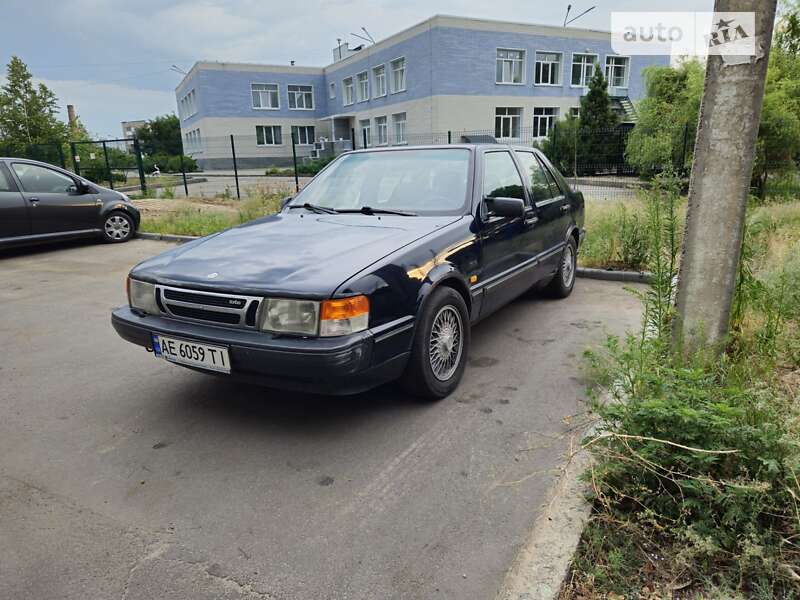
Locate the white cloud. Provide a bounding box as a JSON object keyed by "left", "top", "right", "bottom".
{"left": 38, "top": 78, "right": 176, "bottom": 139}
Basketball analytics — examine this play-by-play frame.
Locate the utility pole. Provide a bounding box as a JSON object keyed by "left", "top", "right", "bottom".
{"left": 673, "top": 0, "right": 777, "bottom": 352}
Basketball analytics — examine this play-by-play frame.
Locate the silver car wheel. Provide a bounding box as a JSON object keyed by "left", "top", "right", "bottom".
{"left": 428, "top": 305, "right": 464, "bottom": 381}
{"left": 562, "top": 244, "right": 575, "bottom": 288}
{"left": 105, "top": 215, "right": 131, "bottom": 240}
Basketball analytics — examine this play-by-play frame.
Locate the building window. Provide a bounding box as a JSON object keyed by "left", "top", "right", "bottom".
{"left": 288, "top": 84, "right": 314, "bottom": 110}
{"left": 390, "top": 57, "right": 406, "bottom": 93}
{"left": 179, "top": 89, "right": 197, "bottom": 119}
{"left": 356, "top": 71, "right": 369, "bottom": 102}
{"left": 256, "top": 125, "right": 282, "bottom": 146}
{"left": 251, "top": 83, "right": 279, "bottom": 110}
{"left": 533, "top": 107, "right": 558, "bottom": 138}
{"left": 343, "top": 77, "right": 354, "bottom": 105}
{"left": 375, "top": 116, "right": 388, "bottom": 145}
{"left": 605, "top": 56, "right": 630, "bottom": 88}
{"left": 184, "top": 128, "right": 202, "bottom": 152}
{"left": 495, "top": 107, "right": 522, "bottom": 139}
{"left": 496, "top": 49, "right": 524, "bottom": 84}
{"left": 329, "top": 82, "right": 336, "bottom": 99}
{"left": 359, "top": 119, "right": 371, "bottom": 147}
{"left": 373, "top": 65, "right": 386, "bottom": 97}
{"left": 571, "top": 54, "right": 597, "bottom": 87}
{"left": 392, "top": 112, "right": 407, "bottom": 144}
{"left": 534, "top": 52, "right": 561, "bottom": 85}
{"left": 570, "top": 107, "right": 580, "bottom": 118}
{"left": 291, "top": 125, "right": 315, "bottom": 145}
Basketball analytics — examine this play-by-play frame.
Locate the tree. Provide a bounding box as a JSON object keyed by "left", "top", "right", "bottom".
{"left": 0, "top": 56, "right": 67, "bottom": 155}
{"left": 625, "top": 60, "right": 704, "bottom": 177}
{"left": 136, "top": 114, "right": 182, "bottom": 156}
{"left": 537, "top": 114, "right": 579, "bottom": 176}
{"left": 752, "top": 89, "right": 800, "bottom": 196}
{"left": 577, "top": 64, "right": 619, "bottom": 171}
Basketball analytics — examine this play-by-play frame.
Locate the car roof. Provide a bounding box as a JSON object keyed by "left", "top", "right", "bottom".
{"left": 346, "top": 143, "right": 541, "bottom": 155}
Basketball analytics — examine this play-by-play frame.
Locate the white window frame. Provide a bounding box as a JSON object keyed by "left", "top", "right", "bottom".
{"left": 287, "top": 84, "right": 314, "bottom": 110}
{"left": 251, "top": 83, "right": 280, "bottom": 110}
{"left": 570, "top": 106, "right": 580, "bottom": 118}
{"left": 532, "top": 107, "right": 558, "bottom": 138}
{"left": 291, "top": 125, "right": 315, "bottom": 145}
{"left": 359, "top": 118, "right": 372, "bottom": 147}
{"left": 604, "top": 55, "right": 631, "bottom": 89}
{"left": 534, "top": 51, "right": 562, "bottom": 86}
{"left": 392, "top": 112, "right": 407, "bottom": 145}
{"left": 329, "top": 82, "right": 336, "bottom": 99}
{"left": 389, "top": 57, "right": 406, "bottom": 94}
{"left": 494, "top": 107, "right": 522, "bottom": 139}
{"left": 375, "top": 116, "right": 388, "bottom": 145}
{"left": 496, "top": 48, "right": 526, "bottom": 85}
{"left": 255, "top": 125, "right": 282, "bottom": 146}
{"left": 343, "top": 77, "right": 355, "bottom": 106}
{"left": 570, "top": 53, "right": 599, "bottom": 88}
{"left": 372, "top": 64, "right": 387, "bottom": 98}
{"left": 356, "top": 71, "right": 369, "bottom": 103}
{"left": 179, "top": 89, "right": 197, "bottom": 120}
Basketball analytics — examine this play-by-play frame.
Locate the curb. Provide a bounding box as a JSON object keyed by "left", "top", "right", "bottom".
{"left": 135, "top": 232, "right": 199, "bottom": 244}
{"left": 576, "top": 267, "right": 653, "bottom": 283}
{"left": 496, "top": 428, "right": 594, "bottom": 600}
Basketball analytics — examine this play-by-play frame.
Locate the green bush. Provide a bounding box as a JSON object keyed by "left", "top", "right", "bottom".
{"left": 296, "top": 156, "right": 335, "bottom": 175}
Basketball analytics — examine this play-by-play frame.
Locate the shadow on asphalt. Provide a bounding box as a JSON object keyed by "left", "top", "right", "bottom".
{"left": 0, "top": 238, "right": 103, "bottom": 258}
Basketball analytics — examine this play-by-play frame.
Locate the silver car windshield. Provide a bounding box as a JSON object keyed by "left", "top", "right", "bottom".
{"left": 291, "top": 149, "right": 471, "bottom": 216}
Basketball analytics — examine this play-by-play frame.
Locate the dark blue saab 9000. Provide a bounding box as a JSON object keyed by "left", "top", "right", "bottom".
{"left": 112, "top": 145, "right": 584, "bottom": 399}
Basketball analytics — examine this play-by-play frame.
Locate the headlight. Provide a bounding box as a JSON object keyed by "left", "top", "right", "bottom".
{"left": 258, "top": 295, "right": 369, "bottom": 337}
{"left": 260, "top": 298, "right": 320, "bottom": 336}
{"left": 127, "top": 277, "right": 159, "bottom": 315}
{"left": 320, "top": 295, "right": 369, "bottom": 337}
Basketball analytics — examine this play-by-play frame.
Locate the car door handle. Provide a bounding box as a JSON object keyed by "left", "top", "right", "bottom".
{"left": 524, "top": 213, "right": 539, "bottom": 226}
{"left": 28, "top": 197, "right": 39, "bottom": 205}
{"left": 560, "top": 204, "right": 571, "bottom": 213}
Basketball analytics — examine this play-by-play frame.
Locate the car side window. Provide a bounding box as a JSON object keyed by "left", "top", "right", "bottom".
{"left": 483, "top": 152, "right": 525, "bottom": 201}
{"left": 0, "top": 165, "right": 14, "bottom": 192}
{"left": 12, "top": 163, "right": 75, "bottom": 194}
{"left": 516, "top": 152, "right": 558, "bottom": 203}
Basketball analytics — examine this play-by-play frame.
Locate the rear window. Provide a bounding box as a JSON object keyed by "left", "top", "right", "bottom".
{"left": 293, "top": 149, "right": 472, "bottom": 216}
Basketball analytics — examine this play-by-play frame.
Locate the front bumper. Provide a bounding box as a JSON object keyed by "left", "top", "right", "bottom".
{"left": 111, "top": 307, "right": 414, "bottom": 395}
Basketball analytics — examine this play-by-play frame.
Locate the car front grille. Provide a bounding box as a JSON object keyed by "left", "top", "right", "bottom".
{"left": 156, "top": 285, "right": 262, "bottom": 329}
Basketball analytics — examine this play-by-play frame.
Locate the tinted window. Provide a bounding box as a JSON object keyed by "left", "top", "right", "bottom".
{"left": 483, "top": 152, "right": 525, "bottom": 200}
{"left": 12, "top": 163, "right": 75, "bottom": 194}
{"left": 293, "top": 149, "right": 471, "bottom": 215}
{"left": 0, "top": 166, "right": 13, "bottom": 192}
{"left": 516, "top": 152, "right": 557, "bottom": 203}
{"left": 538, "top": 159, "right": 563, "bottom": 197}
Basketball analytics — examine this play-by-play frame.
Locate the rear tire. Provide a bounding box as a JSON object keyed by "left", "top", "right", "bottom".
{"left": 543, "top": 237, "right": 577, "bottom": 298}
{"left": 102, "top": 211, "right": 135, "bottom": 243}
{"left": 400, "top": 287, "right": 470, "bottom": 401}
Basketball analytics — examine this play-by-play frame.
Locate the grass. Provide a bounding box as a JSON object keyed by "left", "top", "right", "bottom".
{"left": 562, "top": 190, "right": 800, "bottom": 598}
{"left": 140, "top": 192, "right": 283, "bottom": 237}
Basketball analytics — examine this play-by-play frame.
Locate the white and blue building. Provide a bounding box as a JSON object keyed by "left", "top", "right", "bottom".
{"left": 175, "top": 14, "right": 669, "bottom": 168}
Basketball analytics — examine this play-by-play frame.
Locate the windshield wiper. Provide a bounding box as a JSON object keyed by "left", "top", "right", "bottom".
{"left": 337, "top": 206, "right": 417, "bottom": 217}
{"left": 287, "top": 203, "right": 339, "bottom": 214}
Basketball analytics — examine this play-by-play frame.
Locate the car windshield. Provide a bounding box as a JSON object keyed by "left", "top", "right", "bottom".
{"left": 290, "top": 148, "right": 471, "bottom": 216}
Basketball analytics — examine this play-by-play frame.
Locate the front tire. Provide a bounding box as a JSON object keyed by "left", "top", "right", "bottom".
{"left": 102, "top": 211, "right": 135, "bottom": 243}
{"left": 400, "top": 287, "right": 470, "bottom": 400}
{"left": 543, "top": 237, "right": 577, "bottom": 298}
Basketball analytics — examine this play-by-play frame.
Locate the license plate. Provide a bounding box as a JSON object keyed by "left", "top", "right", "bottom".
{"left": 152, "top": 334, "right": 230, "bottom": 374}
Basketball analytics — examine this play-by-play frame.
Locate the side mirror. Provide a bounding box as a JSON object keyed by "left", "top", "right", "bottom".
{"left": 486, "top": 196, "right": 525, "bottom": 219}
{"left": 72, "top": 180, "right": 90, "bottom": 194}
{"left": 280, "top": 196, "right": 293, "bottom": 209}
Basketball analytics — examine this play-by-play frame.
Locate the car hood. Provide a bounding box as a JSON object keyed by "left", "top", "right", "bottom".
{"left": 131, "top": 212, "right": 463, "bottom": 298}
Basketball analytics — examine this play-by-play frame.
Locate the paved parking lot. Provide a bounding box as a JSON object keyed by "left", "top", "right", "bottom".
{"left": 0, "top": 239, "right": 643, "bottom": 600}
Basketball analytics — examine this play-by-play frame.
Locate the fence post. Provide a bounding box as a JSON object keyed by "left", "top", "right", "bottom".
{"left": 448, "top": 130, "right": 452, "bottom": 144}
{"left": 230, "top": 134, "right": 241, "bottom": 199}
{"left": 70, "top": 142, "right": 80, "bottom": 177}
{"left": 351, "top": 127, "right": 356, "bottom": 150}
{"left": 133, "top": 138, "right": 146, "bottom": 195}
{"left": 362, "top": 127, "right": 368, "bottom": 149}
{"left": 180, "top": 153, "right": 189, "bottom": 197}
{"left": 57, "top": 144, "right": 66, "bottom": 169}
{"left": 291, "top": 132, "right": 299, "bottom": 193}
{"left": 101, "top": 141, "right": 114, "bottom": 190}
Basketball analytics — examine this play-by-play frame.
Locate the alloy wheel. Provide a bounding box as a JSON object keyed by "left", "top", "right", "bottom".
{"left": 428, "top": 305, "right": 464, "bottom": 381}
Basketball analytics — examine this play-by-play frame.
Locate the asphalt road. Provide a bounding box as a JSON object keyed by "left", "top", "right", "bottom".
{"left": 0, "top": 239, "right": 643, "bottom": 600}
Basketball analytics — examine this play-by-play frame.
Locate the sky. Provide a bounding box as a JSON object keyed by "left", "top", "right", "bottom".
{"left": 1, "top": 0, "right": 713, "bottom": 138}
